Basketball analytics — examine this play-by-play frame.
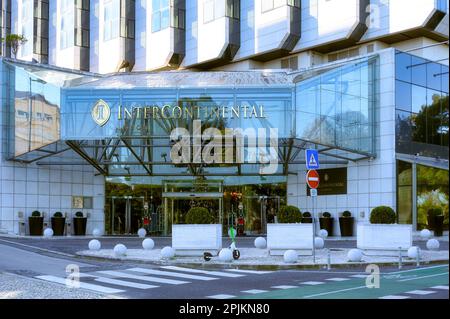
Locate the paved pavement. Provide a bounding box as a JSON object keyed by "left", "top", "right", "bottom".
{"left": 0, "top": 238, "right": 448, "bottom": 300}
{"left": 0, "top": 236, "right": 447, "bottom": 256}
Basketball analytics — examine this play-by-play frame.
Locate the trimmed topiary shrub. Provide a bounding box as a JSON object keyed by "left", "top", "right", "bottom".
{"left": 428, "top": 208, "right": 443, "bottom": 217}
{"left": 74, "top": 211, "right": 84, "bottom": 218}
{"left": 370, "top": 206, "right": 396, "bottom": 224}
{"left": 342, "top": 211, "right": 352, "bottom": 218}
{"left": 278, "top": 206, "right": 302, "bottom": 223}
{"left": 31, "top": 210, "right": 41, "bottom": 217}
{"left": 303, "top": 212, "right": 311, "bottom": 218}
{"left": 185, "top": 207, "right": 215, "bottom": 224}
{"left": 322, "top": 212, "right": 331, "bottom": 218}
{"left": 53, "top": 212, "right": 63, "bottom": 218}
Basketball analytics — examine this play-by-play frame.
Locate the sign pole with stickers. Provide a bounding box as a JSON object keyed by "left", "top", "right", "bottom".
{"left": 306, "top": 149, "right": 320, "bottom": 264}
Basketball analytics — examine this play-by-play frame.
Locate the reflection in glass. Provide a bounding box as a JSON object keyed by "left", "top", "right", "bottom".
{"left": 397, "top": 160, "right": 412, "bottom": 225}
{"left": 417, "top": 165, "right": 449, "bottom": 230}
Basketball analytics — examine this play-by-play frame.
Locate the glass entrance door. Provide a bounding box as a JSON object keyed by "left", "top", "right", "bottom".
{"left": 110, "top": 196, "right": 144, "bottom": 235}
{"left": 242, "top": 196, "right": 280, "bottom": 235}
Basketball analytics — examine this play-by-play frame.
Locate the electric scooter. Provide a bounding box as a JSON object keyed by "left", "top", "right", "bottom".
{"left": 203, "top": 226, "right": 240, "bottom": 261}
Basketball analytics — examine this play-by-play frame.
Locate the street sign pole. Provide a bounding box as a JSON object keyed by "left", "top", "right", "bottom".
{"left": 312, "top": 195, "right": 315, "bottom": 264}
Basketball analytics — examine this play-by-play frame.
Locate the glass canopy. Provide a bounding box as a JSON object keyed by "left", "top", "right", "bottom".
{"left": 1, "top": 55, "right": 379, "bottom": 177}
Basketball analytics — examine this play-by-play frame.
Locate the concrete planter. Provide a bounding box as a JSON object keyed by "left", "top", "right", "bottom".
{"left": 172, "top": 224, "right": 222, "bottom": 256}
{"left": 357, "top": 224, "right": 412, "bottom": 251}
{"left": 267, "top": 223, "right": 313, "bottom": 256}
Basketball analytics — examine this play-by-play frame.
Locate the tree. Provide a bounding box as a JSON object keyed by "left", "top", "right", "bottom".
{"left": 1, "top": 34, "right": 27, "bottom": 58}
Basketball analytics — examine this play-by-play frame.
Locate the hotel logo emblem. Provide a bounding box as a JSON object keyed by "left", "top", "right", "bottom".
{"left": 91, "top": 99, "right": 111, "bottom": 126}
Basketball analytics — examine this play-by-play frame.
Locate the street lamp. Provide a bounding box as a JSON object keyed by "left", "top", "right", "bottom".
{"left": 27, "top": 77, "right": 47, "bottom": 152}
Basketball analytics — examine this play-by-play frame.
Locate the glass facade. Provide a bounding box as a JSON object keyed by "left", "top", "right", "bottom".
{"left": 395, "top": 51, "right": 449, "bottom": 159}
{"left": 295, "top": 56, "right": 377, "bottom": 155}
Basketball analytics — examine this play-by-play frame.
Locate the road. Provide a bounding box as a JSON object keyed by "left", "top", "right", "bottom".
{"left": 0, "top": 237, "right": 448, "bottom": 300}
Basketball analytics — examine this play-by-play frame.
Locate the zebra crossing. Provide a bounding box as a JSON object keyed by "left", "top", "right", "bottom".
{"left": 34, "top": 266, "right": 272, "bottom": 295}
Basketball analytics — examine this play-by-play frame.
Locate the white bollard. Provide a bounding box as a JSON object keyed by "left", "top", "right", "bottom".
{"left": 113, "top": 244, "right": 127, "bottom": 257}
{"left": 161, "top": 246, "right": 175, "bottom": 259}
{"left": 314, "top": 237, "right": 325, "bottom": 249}
{"left": 43, "top": 228, "right": 54, "bottom": 238}
{"left": 88, "top": 239, "right": 101, "bottom": 251}
{"left": 426, "top": 239, "right": 440, "bottom": 251}
{"left": 407, "top": 246, "right": 419, "bottom": 259}
{"left": 219, "top": 248, "right": 233, "bottom": 262}
{"left": 92, "top": 228, "right": 102, "bottom": 237}
{"left": 142, "top": 238, "right": 155, "bottom": 250}
{"left": 254, "top": 237, "right": 267, "bottom": 249}
{"left": 319, "top": 229, "right": 328, "bottom": 239}
{"left": 347, "top": 249, "right": 363, "bottom": 262}
{"left": 420, "top": 229, "right": 431, "bottom": 240}
{"left": 137, "top": 228, "right": 147, "bottom": 238}
{"left": 283, "top": 250, "right": 298, "bottom": 263}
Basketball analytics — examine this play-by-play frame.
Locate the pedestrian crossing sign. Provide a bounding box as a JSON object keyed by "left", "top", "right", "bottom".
{"left": 305, "top": 149, "right": 320, "bottom": 169}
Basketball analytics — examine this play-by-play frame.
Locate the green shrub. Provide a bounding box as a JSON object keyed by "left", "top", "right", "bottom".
{"left": 31, "top": 211, "right": 40, "bottom": 217}
{"left": 342, "top": 211, "right": 352, "bottom": 218}
{"left": 278, "top": 206, "right": 302, "bottom": 223}
{"left": 303, "top": 212, "right": 311, "bottom": 218}
{"left": 322, "top": 212, "right": 332, "bottom": 218}
{"left": 53, "top": 212, "right": 63, "bottom": 218}
{"left": 74, "top": 211, "right": 84, "bottom": 218}
{"left": 185, "top": 207, "right": 215, "bottom": 224}
{"left": 428, "top": 208, "right": 443, "bottom": 217}
{"left": 370, "top": 206, "right": 396, "bottom": 224}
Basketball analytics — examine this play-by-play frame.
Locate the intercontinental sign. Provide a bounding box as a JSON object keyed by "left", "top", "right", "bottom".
{"left": 91, "top": 99, "right": 266, "bottom": 126}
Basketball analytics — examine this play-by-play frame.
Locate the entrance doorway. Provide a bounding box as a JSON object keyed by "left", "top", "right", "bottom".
{"left": 109, "top": 196, "right": 145, "bottom": 235}
{"left": 243, "top": 196, "right": 281, "bottom": 235}
{"left": 162, "top": 180, "right": 224, "bottom": 235}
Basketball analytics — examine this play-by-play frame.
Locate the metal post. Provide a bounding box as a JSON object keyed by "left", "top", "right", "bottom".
{"left": 327, "top": 249, "right": 331, "bottom": 271}
{"left": 398, "top": 247, "right": 402, "bottom": 270}
{"left": 416, "top": 248, "right": 420, "bottom": 268}
{"left": 312, "top": 196, "right": 316, "bottom": 264}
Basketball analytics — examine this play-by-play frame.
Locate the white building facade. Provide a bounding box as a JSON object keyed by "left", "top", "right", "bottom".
{"left": 0, "top": 0, "right": 448, "bottom": 236}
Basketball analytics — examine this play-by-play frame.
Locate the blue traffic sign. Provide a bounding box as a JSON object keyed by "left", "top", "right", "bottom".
{"left": 305, "top": 149, "right": 320, "bottom": 169}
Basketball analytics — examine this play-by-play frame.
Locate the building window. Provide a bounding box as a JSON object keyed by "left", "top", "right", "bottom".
{"left": 72, "top": 196, "right": 93, "bottom": 209}
{"left": 152, "top": 0, "right": 169, "bottom": 32}
{"left": 281, "top": 56, "right": 298, "bottom": 70}
{"left": 104, "top": 0, "right": 120, "bottom": 41}
{"left": 75, "top": 0, "right": 90, "bottom": 47}
{"left": 395, "top": 50, "right": 449, "bottom": 159}
{"left": 60, "top": 0, "right": 74, "bottom": 49}
{"left": 203, "top": 0, "right": 238, "bottom": 23}
{"left": 261, "top": 0, "right": 285, "bottom": 13}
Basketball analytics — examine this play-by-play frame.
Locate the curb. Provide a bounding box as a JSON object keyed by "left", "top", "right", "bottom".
{"left": 75, "top": 252, "right": 449, "bottom": 271}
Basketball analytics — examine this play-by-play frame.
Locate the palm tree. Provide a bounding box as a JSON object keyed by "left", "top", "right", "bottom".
{"left": 1, "top": 34, "right": 27, "bottom": 58}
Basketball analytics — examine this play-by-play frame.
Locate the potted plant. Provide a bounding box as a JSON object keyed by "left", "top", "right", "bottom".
{"left": 319, "top": 212, "right": 334, "bottom": 236}
{"left": 172, "top": 207, "right": 221, "bottom": 256}
{"left": 357, "top": 206, "right": 412, "bottom": 251}
{"left": 301, "top": 211, "right": 312, "bottom": 223}
{"left": 73, "top": 211, "right": 87, "bottom": 236}
{"left": 267, "top": 205, "right": 313, "bottom": 255}
{"left": 427, "top": 208, "right": 444, "bottom": 237}
{"left": 28, "top": 210, "right": 43, "bottom": 236}
{"left": 51, "top": 212, "right": 66, "bottom": 236}
{"left": 339, "top": 210, "right": 354, "bottom": 236}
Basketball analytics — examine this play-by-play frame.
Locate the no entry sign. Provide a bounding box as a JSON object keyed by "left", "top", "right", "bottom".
{"left": 306, "top": 170, "right": 320, "bottom": 189}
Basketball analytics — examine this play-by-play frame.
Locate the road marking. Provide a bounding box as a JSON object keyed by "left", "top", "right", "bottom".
{"left": 304, "top": 285, "right": 367, "bottom": 298}
{"left": 379, "top": 295, "right": 410, "bottom": 299}
{"left": 94, "top": 277, "right": 159, "bottom": 289}
{"left": 389, "top": 265, "right": 448, "bottom": 274}
{"left": 271, "top": 285, "right": 298, "bottom": 289}
{"left": 241, "top": 289, "right": 269, "bottom": 294}
{"left": 225, "top": 269, "right": 274, "bottom": 275}
{"left": 127, "top": 268, "right": 218, "bottom": 281}
{"left": 350, "top": 275, "right": 368, "bottom": 278}
{"left": 431, "top": 285, "right": 449, "bottom": 290}
{"left": 326, "top": 278, "right": 350, "bottom": 282}
{"left": 0, "top": 239, "right": 76, "bottom": 257}
{"left": 97, "top": 270, "right": 189, "bottom": 285}
{"left": 35, "top": 275, "right": 125, "bottom": 294}
{"left": 300, "top": 281, "right": 324, "bottom": 285}
{"left": 207, "top": 294, "right": 235, "bottom": 299}
{"left": 405, "top": 290, "right": 436, "bottom": 295}
{"left": 161, "top": 266, "right": 244, "bottom": 278}
{"left": 398, "top": 272, "right": 449, "bottom": 282}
